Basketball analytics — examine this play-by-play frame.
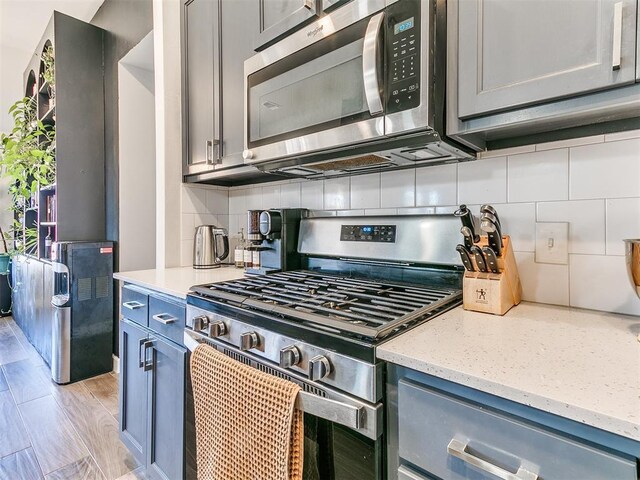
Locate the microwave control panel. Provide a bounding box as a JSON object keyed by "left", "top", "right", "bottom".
{"left": 386, "top": 0, "right": 421, "bottom": 114}
{"left": 340, "top": 225, "right": 397, "bottom": 243}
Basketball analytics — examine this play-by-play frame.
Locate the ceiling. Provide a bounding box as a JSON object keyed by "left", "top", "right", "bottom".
{"left": 0, "top": 0, "right": 105, "bottom": 132}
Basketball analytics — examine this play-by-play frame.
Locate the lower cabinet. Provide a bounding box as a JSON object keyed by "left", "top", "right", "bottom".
{"left": 119, "top": 287, "right": 190, "bottom": 480}
{"left": 387, "top": 365, "right": 639, "bottom": 480}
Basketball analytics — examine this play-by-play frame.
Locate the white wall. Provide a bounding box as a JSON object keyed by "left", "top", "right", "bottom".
{"left": 118, "top": 32, "right": 156, "bottom": 272}
{"left": 212, "top": 130, "right": 640, "bottom": 317}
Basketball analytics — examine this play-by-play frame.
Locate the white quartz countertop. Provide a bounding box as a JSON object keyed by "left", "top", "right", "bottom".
{"left": 377, "top": 302, "right": 640, "bottom": 441}
{"left": 114, "top": 265, "right": 246, "bottom": 298}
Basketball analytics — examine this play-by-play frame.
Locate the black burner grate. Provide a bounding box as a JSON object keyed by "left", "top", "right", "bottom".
{"left": 192, "top": 271, "right": 461, "bottom": 340}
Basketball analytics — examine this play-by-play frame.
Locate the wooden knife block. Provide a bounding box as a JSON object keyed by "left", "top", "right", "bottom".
{"left": 462, "top": 235, "right": 522, "bottom": 315}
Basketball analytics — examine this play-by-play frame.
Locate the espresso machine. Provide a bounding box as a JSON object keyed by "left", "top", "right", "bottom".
{"left": 245, "top": 208, "right": 306, "bottom": 275}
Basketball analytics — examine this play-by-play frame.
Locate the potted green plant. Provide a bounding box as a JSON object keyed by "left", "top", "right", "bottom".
{"left": 0, "top": 96, "right": 55, "bottom": 257}
{"left": 42, "top": 45, "right": 55, "bottom": 106}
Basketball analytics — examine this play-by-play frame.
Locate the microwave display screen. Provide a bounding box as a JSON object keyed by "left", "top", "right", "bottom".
{"left": 394, "top": 17, "right": 414, "bottom": 35}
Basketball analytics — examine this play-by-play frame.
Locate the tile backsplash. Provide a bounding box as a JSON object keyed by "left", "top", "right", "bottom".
{"left": 180, "top": 184, "right": 229, "bottom": 267}
{"left": 183, "top": 130, "right": 640, "bottom": 316}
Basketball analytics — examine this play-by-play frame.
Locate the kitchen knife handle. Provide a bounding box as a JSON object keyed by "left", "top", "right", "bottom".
{"left": 455, "top": 205, "right": 480, "bottom": 243}
{"left": 460, "top": 226, "right": 474, "bottom": 249}
{"left": 482, "top": 246, "right": 500, "bottom": 273}
{"left": 487, "top": 231, "right": 503, "bottom": 257}
{"left": 456, "top": 244, "right": 475, "bottom": 272}
{"left": 470, "top": 246, "right": 488, "bottom": 273}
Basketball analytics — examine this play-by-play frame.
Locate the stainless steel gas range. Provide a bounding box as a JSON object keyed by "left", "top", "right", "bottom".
{"left": 184, "top": 213, "right": 463, "bottom": 480}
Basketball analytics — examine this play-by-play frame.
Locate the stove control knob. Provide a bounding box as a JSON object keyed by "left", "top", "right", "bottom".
{"left": 208, "top": 320, "right": 227, "bottom": 338}
{"left": 240, "top": 331, "right": 260, "bottom": 351}
{"left": 193, "top": 315, "right": 209, "bottom": 332}
{"left": 279, "top": 346, "right": 301, "bottom": 369}
{"left": 308, "top": 355, "right": 331, "bottom": 381}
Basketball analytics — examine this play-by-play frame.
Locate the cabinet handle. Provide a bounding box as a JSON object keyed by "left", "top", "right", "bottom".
{"left": 303, "top": 0, "right": 314, "bottom": 9}
{"left": 152, "top": 313, "right": 178, "bottom": 325}
{"left": 206, "top": 139, "right": 220, "bottom": 165}
{"left": 612, "top": 2, "right": 623, "bottom": 70}
{"left": 138, "top": 339, "right": 154, "bottom": 371}
{"left": 123, "top": 300, "right": 144, "bottom": 310}
{"left": 447, "top": 439, "right": 539, "bottom": 480}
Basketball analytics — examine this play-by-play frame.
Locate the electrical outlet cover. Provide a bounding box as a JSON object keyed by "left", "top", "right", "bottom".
{"left": 535, "top": 222, "right": 569, "bottom": 265}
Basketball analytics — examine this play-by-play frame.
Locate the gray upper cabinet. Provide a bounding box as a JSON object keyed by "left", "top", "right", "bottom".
{"left": 447, "top": 0, "right": 640, "bottom": 151}
{"left": 182, "top": 0, "right": 260, "bottom": 178}
{"left": 457, "top": 0, "right": 637, "bottom": 119}
{"left": 182, "top": 0, "right": 221, "bottom": 175}
{"left": 256, "top": 0, "right": 319, "bottom": 50}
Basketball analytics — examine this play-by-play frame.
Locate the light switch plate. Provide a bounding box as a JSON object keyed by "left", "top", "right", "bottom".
{"left": 535, "top": 222, "right": 569, "bottom": 265}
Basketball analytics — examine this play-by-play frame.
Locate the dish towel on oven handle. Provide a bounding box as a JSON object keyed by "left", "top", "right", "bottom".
{"left": 190, "top": 343, "right": 304, "bottom": 480}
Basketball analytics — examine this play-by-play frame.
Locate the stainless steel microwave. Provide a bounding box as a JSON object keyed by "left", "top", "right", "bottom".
{"left": 243, "top": 0, "right": 473, "bottom": 177}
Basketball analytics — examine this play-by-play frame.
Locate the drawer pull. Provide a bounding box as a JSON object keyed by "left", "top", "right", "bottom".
{"left": 123, "top": 300, "right": 144, "bottom": 310}
{"left": 152, "top": 313, "right": 178, "bottom": 325}
{"left": 447, "top": 439, "right": 538, "bottom": 480}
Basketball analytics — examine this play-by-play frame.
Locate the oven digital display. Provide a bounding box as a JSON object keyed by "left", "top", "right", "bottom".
{"left": 394, "top": 17, "right": 414, "bottom": 35}
{"left": 340, "top": 225, "right": 396, "bottom": 243}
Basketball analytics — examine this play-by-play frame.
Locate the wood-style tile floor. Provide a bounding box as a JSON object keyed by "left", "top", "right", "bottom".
{"left": 0, "top": 316, "right": 147, "bottom": 480}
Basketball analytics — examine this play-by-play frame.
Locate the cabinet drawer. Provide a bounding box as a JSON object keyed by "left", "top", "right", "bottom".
{"left": 148, "top": 296, "right": 185, "bottom": 344}
{"left": 121, "top": 285, "right": 149, "bottom": 326}
{"left": 398, "top": 379, "right": 637, "bottom": 480}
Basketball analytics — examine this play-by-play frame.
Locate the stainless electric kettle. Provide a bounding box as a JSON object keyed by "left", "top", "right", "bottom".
{"left": 193, "top": 225, "right": 229, "bottom": 269}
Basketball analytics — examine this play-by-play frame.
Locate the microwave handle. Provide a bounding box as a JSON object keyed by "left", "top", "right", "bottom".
{"left": 362, "top": 12, "right": 385, "bottom": 116}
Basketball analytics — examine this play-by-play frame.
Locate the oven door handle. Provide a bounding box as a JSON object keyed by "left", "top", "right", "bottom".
{"left": 296, "top": 391, "right": 365, "bottom": 430}
{"left": 362, "top": 11, "right": 385, "bottom": 116}
{"left": 184, "top": 329, "right": 370, "bottom": 433}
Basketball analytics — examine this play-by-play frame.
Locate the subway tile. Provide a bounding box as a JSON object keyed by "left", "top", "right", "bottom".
{"left": 514, "top": 252, "right": 569, "bottom": 306}
{"left": 569, "top": 138, "right": 640, "bottom": 199}
{"left": 262, "top": 184, "right": 281, "bottom": 209}
{"left": 435, "top": 205, "right": 458, "bottom": 214}
{"left": 458, "top": 157, "right": 507, "bottom": 205}
{"left": 195, "top": 213, "right": 222, "bottom": 227}
{"left": 180, "top": 239, "right": 192, "bottom": 267}
{"left": 415, "top": 164, "right": 457, "bottom": 206}
{"left": 535, "top": 134, "right": 604, "bottom": 151}
{"left": 397, "top": 207, "right": 436, "bottom": 215}
{"left": 508, "top": 149, "right": 568, "bottom": 202}
{"left": 606, "top": 198, "right": 640, "bottom": 256}
{"left": 605, "top": 129, "right": 640, "bottom": 142}
{"left": 324, "top": 177, "right": 350, "bottom": 210}
{"left": 365, "top": 208, "right": 397, "bottom": 216}
{"left": 337, "top": 210, "right": 365, "bottom": 216}
{"left": 229, "top": 189, "right": 248, "bottom": 215}
{"left": 181, "top": 186, "right": 206, "bottom": 214}
{"left": 380, "top": 169, "right": 415, "bottom": 208}
{"left": 301, "top": 181, "right": 324, "bottom": 210}
{"left": 280, "top": 183, "right": 301, "bottom": 208}
{"left": 206, "top": 188, "right": 229, "bottom": 215}
{"left": 478, "top": 144, "right": 535, "bottom": 159}
{"left": 569, "top": 254, "right": 640, "bottom": 315}
{"left": 245, "top": 187, "right": 263, "bottom": 210}
{"left": 350, "top": 173, "right": 380, "bottom": 209}
{"left": 228, "top": 214, "right": 241, "bottom": 238}
{"left": 181, "top": 214, "right": 195, "bottom": 240}
{"left": 537, "top": 200, "right": 605, "bottom": 255}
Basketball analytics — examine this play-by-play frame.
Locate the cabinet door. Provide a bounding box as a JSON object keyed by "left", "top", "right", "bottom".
{"left": 256, "top": 0, "right": 318, "bottom": 50}
{"left": 220, "top": 0, "right": 261, "bottom": 167}
{"left": 457, "top": 0, "right": 638, "bottom": 119}
{"left": 146, "top": 335, "right": 186, "bottom": 480}
{"left": 11, "top": 258, "right": 23, "bottom": 327}
{"left": 182, "top": 0, "right": 221, "bottom": 175}
{"left": 41, "top": 262, "right": 53, "bottom": 365}
{"left": 119, "top": 318, "right": 148, "bottom": 465}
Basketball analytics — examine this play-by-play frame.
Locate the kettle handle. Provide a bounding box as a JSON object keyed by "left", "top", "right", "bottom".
{"left": 215, "top": 232, "right": 229, "bottom": 263}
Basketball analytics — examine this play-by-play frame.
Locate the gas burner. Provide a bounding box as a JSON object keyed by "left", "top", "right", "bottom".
{"left": 191, "top": 270, "right": 461, "bottom": 341}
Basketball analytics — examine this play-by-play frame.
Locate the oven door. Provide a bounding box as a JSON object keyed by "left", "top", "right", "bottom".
{"left": 243, "top": 0, "right": 387, "bottom": 165}
{"left": 184, "top": 329, "right": 385, "bottom": 480}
